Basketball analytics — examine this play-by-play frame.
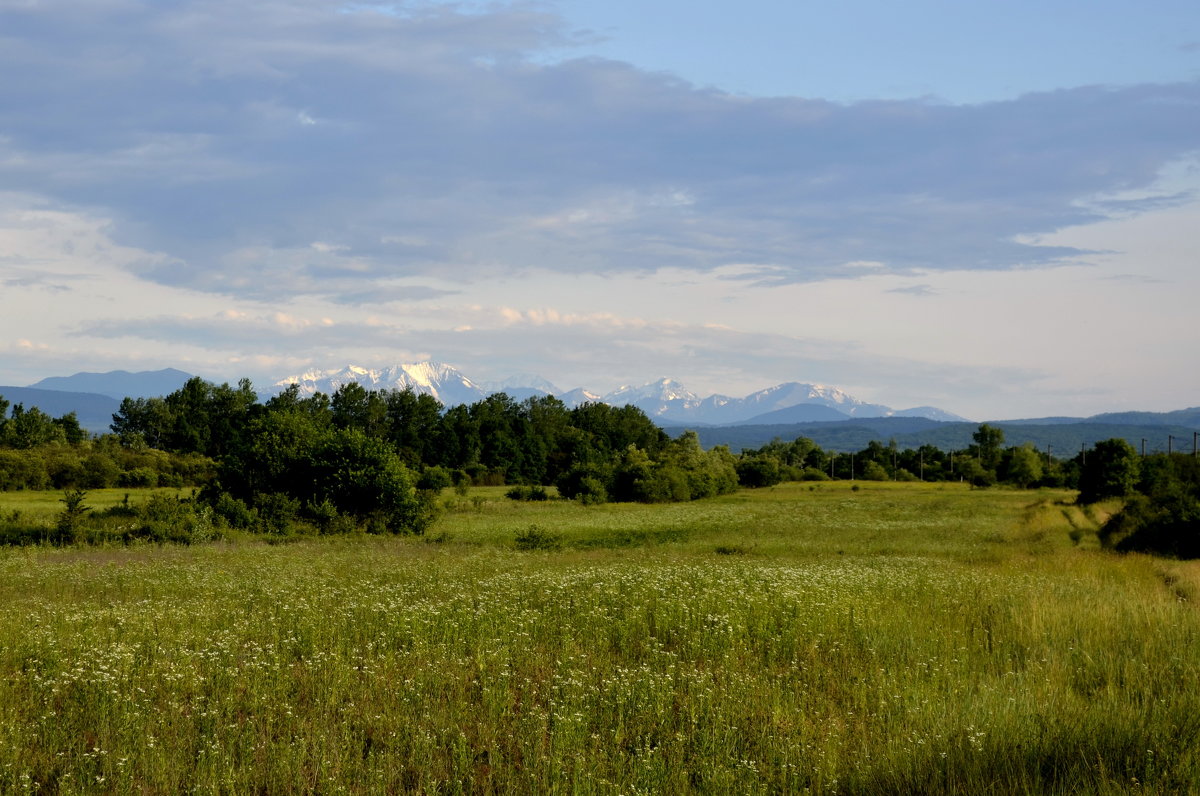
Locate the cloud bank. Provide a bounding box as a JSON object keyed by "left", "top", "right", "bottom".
{"left": 1, "top": 0, "right": 1199, "bottom": 418}
{"left": 2, "top": 0, "right": 1197, "bottom": 299}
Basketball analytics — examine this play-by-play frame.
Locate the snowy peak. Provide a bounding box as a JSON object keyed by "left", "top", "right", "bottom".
{"left": 271, "top": 364, "right": 964, "bottom": 424}
{"left": 605, "top": 378, "right": 700, "bottom": 406}
{"left": 275, "top": 362, "right": 484, "bottom": 405}
{"left": 557, "top": 388, "right": 602, "bottom": 408}
{"left": 481, "top": 373, "right": 561, "bottom": 395}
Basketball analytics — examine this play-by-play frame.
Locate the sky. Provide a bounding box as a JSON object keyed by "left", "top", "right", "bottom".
{"left": 1, "top": 0, "right": 1198, "bottom": 421}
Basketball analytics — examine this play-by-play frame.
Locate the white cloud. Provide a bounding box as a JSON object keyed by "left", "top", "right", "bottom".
{"left": 0, "top": 1, "right": 1198, "bottom": 418}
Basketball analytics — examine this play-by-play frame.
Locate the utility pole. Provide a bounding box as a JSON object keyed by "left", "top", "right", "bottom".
{"left": 830, "top": 453, "right": 835, "bottom": 479}
{"left": 1080, "top": 443, "right": 1086, "bottom": 466}
{"left": 919, "top": 450, "right": 924, "bottom": 482}
{"left": 1141, "top": 438, "right": 1147, "bottom": 457}
{"left": 1169, "top": 435, "right": 1174, "bottom": 456}
{"left": 1194, "top": 431, "right": 1197, "bottom": 458}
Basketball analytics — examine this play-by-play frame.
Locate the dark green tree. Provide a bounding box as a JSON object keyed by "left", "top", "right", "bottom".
{"left": 1003, "top": 444, "right": 1044, "bottom": 489}
{"left": 1078, "top": 438, "right": 1140, "bottom": 504}
{"left": 972, "top": 423, "right": 1005, "bottom": 471}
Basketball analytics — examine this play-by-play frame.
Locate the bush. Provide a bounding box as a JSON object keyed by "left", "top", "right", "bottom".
{"left": 514, "top": 524, "right": 563, "bottom": 551}
{"left": 416, "top": 466, "right": 453, "bottom": 492}
{"left": 119, "top": 467, "right": 158, "bottom": 488}
{"left": 860, "top": 461, "right": 889, "bottom": 482}
{"left": 254, "top": 492, "right": 301, "bottom": 535}
{"left": 737, "top": 456, "right": 783, "bottom": 488}
{"left": 506, "top": 485, "right": 549, "bottom": 501}
{"left": 212, "top": 492, "right": 256, "bottom": 529}
{"left": 51, "top": 489, "right": 88, "bottom": 546}
{"left": 576, "top": 477, "right": 608, "bottom": 505}
{"left": 120, "top": 494, "right": 218, "bottom": 545}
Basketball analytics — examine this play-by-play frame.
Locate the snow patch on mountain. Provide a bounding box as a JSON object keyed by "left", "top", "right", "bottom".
{"left": 272, "top": 363, "right": 964, "bottom": 423}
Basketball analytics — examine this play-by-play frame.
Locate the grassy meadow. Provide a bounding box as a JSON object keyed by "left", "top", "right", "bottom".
{"left": 0, "top": 482, "right": 1197, "bottom": 793}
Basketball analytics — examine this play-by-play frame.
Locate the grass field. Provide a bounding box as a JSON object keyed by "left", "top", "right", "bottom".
{"left": 0, "top": 482, "right": 1196, "bottom": 793}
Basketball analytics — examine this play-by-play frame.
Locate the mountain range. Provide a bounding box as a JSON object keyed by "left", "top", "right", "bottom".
{"left": 271, "top": 363, "right": 969, "bottom": 426}
{"left": 5, "top": 364, "right": 1198, "bottom": 454}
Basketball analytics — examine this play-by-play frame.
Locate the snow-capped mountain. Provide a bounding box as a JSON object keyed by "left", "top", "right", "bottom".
{"left": 270, "top": 362, "right": 967, "bottom": 424}
{"left": 275, "top": 363, "right": 486, "bottom": 406}
{"left": 602, "top": 378, "right": 704, "bottom": 418}
{"left": 600, "top": 379, "right": 900, "bottom": 425}
{"left": 481, "top": 374, "right": 561, "bottom": 395}
{"left": 891, "top": 406, "right": 971, "bottom": 423}
{"left": 557, "top": 388, "right": 602, "bottom": 408}
{"left": 478, "top": 374, "right": 561, "bottom": 402}
{"left": 736, "top": 382, "right": 893, "bottom": 422}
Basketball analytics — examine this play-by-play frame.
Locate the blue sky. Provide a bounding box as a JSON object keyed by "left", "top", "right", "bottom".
{"left": 0, "top": 0, "right": 1198, "bottom": 419}
{"left": 553, "top": 0, "right": 1200, "bottom": 102}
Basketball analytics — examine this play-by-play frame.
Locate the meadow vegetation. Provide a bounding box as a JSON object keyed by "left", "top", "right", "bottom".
{"left": 0, "top": 482, "right": 1196, "bottom": 793}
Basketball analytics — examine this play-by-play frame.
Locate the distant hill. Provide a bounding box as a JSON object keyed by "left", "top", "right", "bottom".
{"left": 0, "top": 387, "right": 121, "bottom": 434}
{"left": 688, "top": 418, "right": 1200, "bottom": 454}
{"left": 29, "top": 368, "right": 193, "bottom": 400}
{"left": 1086, "top": 408, "right": 1200, "bottom": 427}
{"left": 741, "top": 403, "right": 875, "bottom": 425}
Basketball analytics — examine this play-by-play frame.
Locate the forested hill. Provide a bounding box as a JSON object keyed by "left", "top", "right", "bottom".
{"left": 689, "top": 418, "right": 1200, "bottom": 454}
{"left": 0, "top": 387, "right": 119, "bottom": 433}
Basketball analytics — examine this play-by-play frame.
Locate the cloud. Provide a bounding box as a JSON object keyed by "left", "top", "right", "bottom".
{"left": 0, "top": 1, "right": 1197, "bottom": 303}
{"left": 69, "top": 301, "right": 1042, "bottom": 415}
{"left": 887, "top": 284, "right": 936, "bottom": 297}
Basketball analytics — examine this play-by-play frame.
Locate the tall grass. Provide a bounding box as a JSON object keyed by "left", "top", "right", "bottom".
{"left": 0, "top": 483, "right": 1195, "bottom": 792}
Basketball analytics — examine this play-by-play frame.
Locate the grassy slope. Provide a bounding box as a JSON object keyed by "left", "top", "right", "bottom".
{"left": 0, "top": 483, "right": 1196, "bottom": 793}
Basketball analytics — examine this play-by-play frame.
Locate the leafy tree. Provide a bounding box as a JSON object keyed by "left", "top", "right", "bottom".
{"left": 1078, "top": 438, "right": 1140, "bottom": 504}
{"left": 1100, "top": 455, "right": 1200, "bottom": 558}
{"left": 972, "top": 423, "right": 1005, "bottom": 471}
{"left": 1004, "top": 444, "right": 1044, "bottom": 488}
{"left": 5, "top": 404, "right": 66, "bottom": 449}
{"left": 860, "top": 460, "right": 889, "bottom": 481}
{"left": 52, "top": 412, "right": 88, "bottom": 445}
{"left": 383, "top": 388, "right": 443, "bottom": 467}
{"left": 736, "top": 455, "right": 783, "bottom": 488}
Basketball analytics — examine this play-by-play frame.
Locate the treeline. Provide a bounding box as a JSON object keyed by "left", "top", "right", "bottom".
{"left": 104, "top": 378, "right": 739, "bottom": 536}
{"left": 1077, "top": 439, "right": 1200, "bottom": 558}
{"left": 0, "top": 396, "right": 212, "bottom": 491}
{"left": 9, "top": 378, "right": 1188, "bottom": 551}
{"left": 737, "top": 423, "right": 1075, "bottom": 489}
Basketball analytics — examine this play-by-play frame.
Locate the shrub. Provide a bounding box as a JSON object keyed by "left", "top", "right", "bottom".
{"left": 576, "top": 477, "right": 608, "bottom": 505}
{"left": 514, "top": 524, "right": 563, "bottom": 551}
{"left": 416, "top": 466, "right": 453, "bottom": 492}
{"left": 125, "top": 494, "right": 218, "bottom": 545}
{"left": 212, "top": 492, "right": 256, "bottom": 529}
{"left": 860, "top": 461, "right": 889, "bottom": 481}
{"left": 254, "top": 492, "right": 301, "bottom": 535}
{"left": 119, "top": 467, "right": 158, "bottom": 488}
{"left": 737, "top": 456, "right": 783, "bottom": 488}
{"left": 801, "top": 467, "right": 831, "bottom": 481}
{"left": 51, "top": 489, "right": 88, "bottom": 546}
{"left": 506, "top": 485, "right": 549, "bottom": 501}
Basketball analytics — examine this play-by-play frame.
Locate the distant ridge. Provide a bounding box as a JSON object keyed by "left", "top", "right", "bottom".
{"left": 0, "top": 386, "right": 120, "bottom": 433}
{"left": 273, "top": 362, "right": 967, "bottom": 424}
{"left": 20, "top": 363, "right": 1199, "bottom": 443}
{"left": 29, "top": 368, "right": 193, "bottom": 400}
{"left": 691, "top": 418, "right": 1200, "bottom": 454}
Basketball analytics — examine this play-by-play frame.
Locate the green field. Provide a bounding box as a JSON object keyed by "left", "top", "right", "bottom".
{"left": 0, "top": 483, "right": 1196, "bottom": 793}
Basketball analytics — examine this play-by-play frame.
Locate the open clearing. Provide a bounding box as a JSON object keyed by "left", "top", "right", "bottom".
{"left": 0, "top": 482, "right": 1196, "bottom": 793}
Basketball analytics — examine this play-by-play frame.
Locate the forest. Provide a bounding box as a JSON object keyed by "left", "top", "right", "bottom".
{"left": 0, "top": 377, "right": 1195, "bottom": 555}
